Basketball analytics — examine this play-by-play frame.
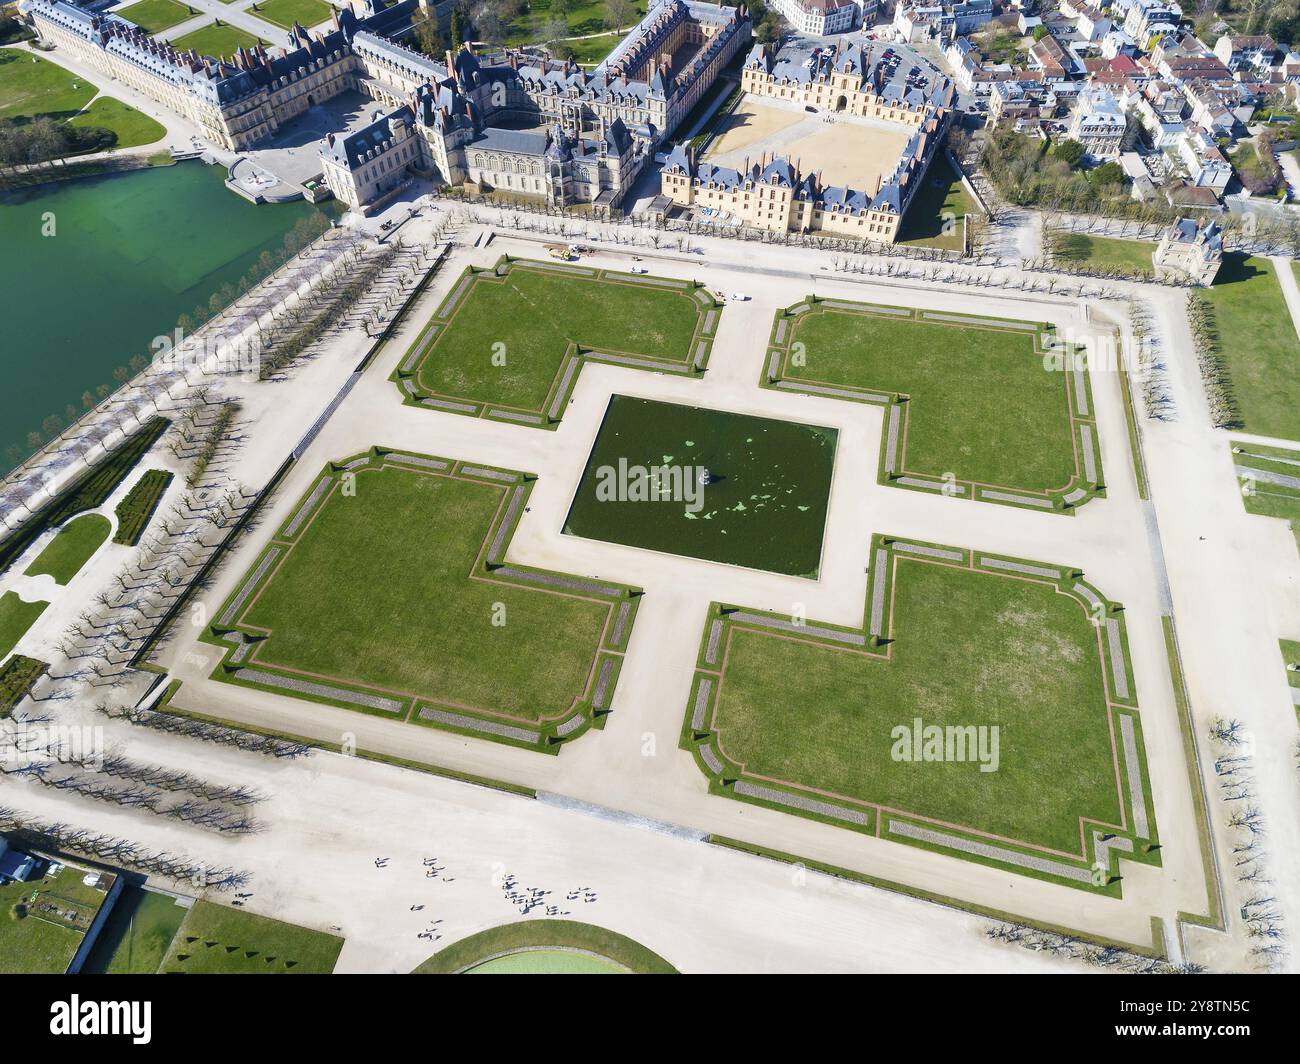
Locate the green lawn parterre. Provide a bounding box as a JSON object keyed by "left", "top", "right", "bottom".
{"left": 249, "top": 0, "right": 332, "bottom": 30}
{"left": 114, "top": 468, "right": 174, "bottom": 546}
{"left": 67, "top": 96, "right": 166, "bottom": 149}
{"left": 171, "top": 22, "right": 270, "bottom": 58}
{"left": 116, "top": 0, "right": 197, "bottom": 35}
{"left": 683, "top": 533, "right": 1159, "bottom": 892}
{"left": 764, "top": 298, "right": 1102, "bottom": 512}
{"left": 159, "top": 899, "right": 342, "bottom": 974}
{"left": 24, "top": 513, "right": 111, "bottom": 585}
{"left": 396, "top": 258, "right": 720, "bottom": 428}
{"left": 204, "top": 449, "right": 640, "bottom": 752}
{"left": 1205, "top": 255, "right": 1300, "bottom": 441}
{"left": 1046, "top": 230, "right": 1158, "bottom": 275}
{"left": 1231, "top": 439, "right": 1300, "bottom": 554}
{"left": 0, "top": 591, "right": 48, "bottom": 661}
{"left": 413, "top": 919, "right": 677, "bottom": 973}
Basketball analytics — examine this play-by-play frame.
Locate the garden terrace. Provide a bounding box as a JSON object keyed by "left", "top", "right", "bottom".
{"left": 204, "top": 449, "right": 640, "bottom": 752}
{"left": 763, "top": 298, "right": 1103, "bottom": 512}
{"left": 683, "top": 534, "right": 1158, "bottom": 892}
{"left": 395, "top": 257, "right": 720, "bottom": 429}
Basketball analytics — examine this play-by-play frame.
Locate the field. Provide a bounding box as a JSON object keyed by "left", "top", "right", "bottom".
{"left": 1281, "top": 640, "right": 1300, "bottom": 714}
{"left": 0, "top": 864, "right": 113, "bottom": 974}
{"left": 1045, "top": 231, "right": 1157, "bottom": 275}
{"left": 171, "top": 23, "right": 270, "bottom": 58}
{"left": 1205, "top": 255, "right": 1300, "bottom": 441}
{"left": 249, "top": 0, "right": 333, "bottom": 30}
{"left": 685, "top": 535, "right": 1157, "bottom": 889}
{"left": 0, "top": 47, "right": 95, "bottom": 122}
{"left": 82, "top": 887, "right": 188, "bottom": 974}
{"left": 117, "top": 0, "right": 197, "bottom": 35}
{"left": 24, "top": 513, "right": 111, "bottom": 585}
{"left": 503, "top": 0, "right": 647, "bottom": 47}
{"left": 159, "top": 900, "right": 343, "bottom": 973}
{"left": 398, "top": 260, "right": 718, "bottom": 427}
{"left": 0, "top": 590, "right": 48, "bottom": 660}
{"left": 765, "top": 299, "right": 1101, "bottom": 510}
{"left": 1231, "top": 439, "right": 1300, "bottom": 553}
{"left": 207, "top": 452, "right": 638, "bottom": 750}
{"left": 897, "top": 153, "right": 975, "bottom": 252}
{"left": 68, "top": 96, "right": 166, "bottom": 149}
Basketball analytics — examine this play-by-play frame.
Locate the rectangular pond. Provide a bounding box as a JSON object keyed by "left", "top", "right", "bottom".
{"left": 564, "top": 396, "right": 837, "bottom": 579}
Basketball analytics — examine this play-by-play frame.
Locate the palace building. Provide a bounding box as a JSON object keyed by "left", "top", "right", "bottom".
{"left": 20, "top": 0, "right": 750, "bottom": 212}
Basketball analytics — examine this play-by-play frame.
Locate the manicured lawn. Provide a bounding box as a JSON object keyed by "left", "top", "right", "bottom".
{"left": 82, "top": 887, "right": 187, "bottom": 974}
{"left": 708, "top": 557, "right": 1124, "bottom": 855}
{"left": 1047, "top": 231, "right": 1157, "bottom": 274}
{"left": 897, "top": 153, "right": 975, "bottom": 251}
{"left": 0, "top": 864, "right": 112, "bottom": 974}
{"left": 117, "top": 0, "right": 198, "bottom": 35}
{"left": 0, "top": 591, "right": 48, "bottom": 660}
{"left": 1205, "top": 255, "right": 1300, "bottom": 441}
{"left": 159, "top": 900, "right": 343, "bottom": 973}
{"left": 23, "top": 513, "right": 111, "bottom": 585}
{"left": 172, "top": 22, "right": 269, "bottom": 58}
{"left": 781, "top": 305, "right": 1078, "bottom": 493}
{"left": 0, "top": 47, "right": 95, "bottom": 122}
{"left": 410, "top": 265, "right": 705, "bottom": 414}
{"left": 1281, "top": 639, "right": 1300, "bottom": 704}
{"left": 249, "top": 0, "right": 333, "bottom": 30}
{"left": 1231, "top": 439, "right": 1300, "bottom": 552}
{"left": 68, "top": 96, "right": 166, "bottom": 149}
{"left": 226, "top": 462, "right": 614, "bottom": 723}
{"left": 414, "top": 919, "right": 677, "bottom": 973}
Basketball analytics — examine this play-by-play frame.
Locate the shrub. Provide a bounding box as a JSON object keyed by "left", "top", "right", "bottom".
{"left": 113, "top": 468, "right": 174, "bottom": 545}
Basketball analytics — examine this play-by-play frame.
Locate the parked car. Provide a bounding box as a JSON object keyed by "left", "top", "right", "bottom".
{"left": 630, "top": 265, "right": 649, "bottom": 274}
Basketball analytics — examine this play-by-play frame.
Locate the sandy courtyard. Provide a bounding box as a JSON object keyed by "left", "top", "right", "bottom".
{"left": 704, "top": 97, "right": 914, "bottom": 192}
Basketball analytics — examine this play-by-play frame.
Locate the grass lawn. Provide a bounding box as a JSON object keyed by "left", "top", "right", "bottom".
{"left": 160, "top": 900, "right": 343, "bottom": 973}
{"left": 1231, "top": 439, "right": 1300, "bottom": 553}
{"left": 1281, "top": 640, "right": 1300, "bottom": 707}
{"left": 0, "top": 864, "right": 112, "bottom": 974}
{"left": 172, "top": 22, "right": 270, "bottom": 57}
{"left": 0, "top": 591, "right": 48, "bottom": 660}
{"left": 68, "top": 96, "right": 165, "bottom": 149}
{"left": 24, "top": 514, "right": 111, "bottom": 585}
{"left": 415, "top": 919, "right": 677, "bottom": 973}
{"left": 218, "top": 459, "right": 620, "bottom": 729}
{"left": 249, "top": 0, "right": 333, "bottom": 30}
{"left": 707, "top": 556, "right": 1125, "bottom": 855}
{"left": 82, "top": 887, "right": 187, "bottom": 974}
{"left": 1047, "top": 231, "right": 1157, "bottom": 274}
{"left": 780, "top": 304, "right": 1080, "bottom": 494}
{"left": 897, "top": 153, "right": 974, "bottom": 251}
{"left": 1204, "top": 255, "right": 1300, "bottom": 441}
{"left": 561, "top": 31, "right": 627, "bottom": 66}
{"left": 504, "top": 0, "right": 647, "bottom": 47}
{"left": 0, "top": 47, "right": 95, "bottom": 122}
{"left": 117, "top": 0, "right": 198, "bottom": 35}
{"left": 409, "top": 264, "right": 706, "bottom": 416}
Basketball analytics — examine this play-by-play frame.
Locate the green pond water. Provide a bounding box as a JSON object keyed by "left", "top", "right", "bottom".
{"left": 468, "top": 949, "right": 627, "bottom": 974}
{"left": 565, "top": 396, "right": 838, "bottom": 578}
{"left": 0, "top": 161, "right": 326, "bottom": 474}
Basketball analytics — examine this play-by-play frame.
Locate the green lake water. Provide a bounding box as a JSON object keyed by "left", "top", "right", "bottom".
{"left": 468, "top": 949, "right": 627, "bottom": 974}
{"left": 564, "top": 396, "right": 838, "bottom": 578}
{"left": 0, "top": 161, "right": 325, "bottom": 474}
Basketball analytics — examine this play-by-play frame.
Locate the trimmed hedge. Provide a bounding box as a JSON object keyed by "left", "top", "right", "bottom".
{"left": 114, "top": 469, "right": 173, "bottom": 546}
{"left": 0, "top": 655, "right": 47, "bottom": 716}
{"left": 0, "top": 418, "right": 167, "bottom": 577}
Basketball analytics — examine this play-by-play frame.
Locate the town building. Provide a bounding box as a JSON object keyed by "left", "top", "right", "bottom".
{"left": 1067, "top": 86, "right": 1126, "bottom": 157}
{"left": 1152, "top": 215, "right": 1223, "bottom": 284}
{"left": 768, "top": 0, "right": 864, "bottom": 36}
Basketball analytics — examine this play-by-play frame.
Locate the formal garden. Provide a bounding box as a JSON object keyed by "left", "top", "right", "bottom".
{"left": 204, "top": 449, "right": 640, "bottom": 751}
{"left": 683, "top": 533, "right": 1159, "bottom": 892}
{"left": 395, "top": 257, "right": 719, "bottom": 428}
{"left": 763, "top": 297, "right": 1103, "bottom": 512}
